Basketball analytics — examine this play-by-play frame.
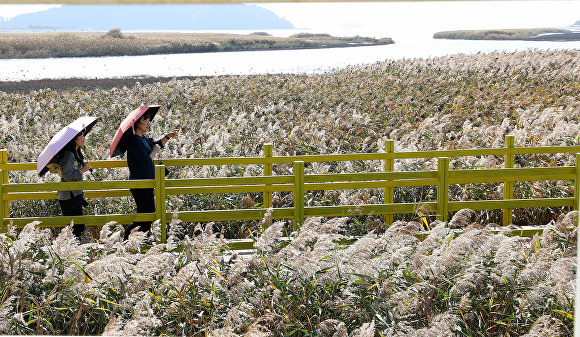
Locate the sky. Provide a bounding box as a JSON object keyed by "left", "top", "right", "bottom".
{"left": 257, "top": 1, "right": 580, "bottom": 35}
{"left": 1, "top": 1, "right": 579, "bottom": 39}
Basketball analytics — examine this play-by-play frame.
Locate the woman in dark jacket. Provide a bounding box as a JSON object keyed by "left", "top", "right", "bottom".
{"left": 124, "top": 112, "right": 179, "bottom": 241}
{"left": 58, "top": 131, "right": 92, "bottom": 240}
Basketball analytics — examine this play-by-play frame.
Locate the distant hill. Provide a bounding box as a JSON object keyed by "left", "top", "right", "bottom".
{"left": 0, "top": 4, "right": 294, "bottom": 31}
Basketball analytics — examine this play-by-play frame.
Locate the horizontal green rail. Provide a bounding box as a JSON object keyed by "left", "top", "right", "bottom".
{"left": 6, "top": 189, "right": 132, "bottom": 201}
{"left": 4, "top": 179, "right": 155, "bottom": 193}
{"left": 448, "top": 198, "right": 575, "bottom": 211}
{"left": 8, "top": 213, "right": 156, "bottom": 228}
{"left": 305, "top": 179, "right": 438, "bottom": 191}
{"left": 167, "top": 184, "right": 292, "bottom": 195}
{"left": 166, "top": 175, "right": 294, "bottom": 187}
{"left": 304, "top": 171, "right": 438, "bottom": 182}
{"left": 449, "top": 167, "right": 576, "bottom": 184}
{"left": 304, "top": 203, "right": 434, "bottom": 217}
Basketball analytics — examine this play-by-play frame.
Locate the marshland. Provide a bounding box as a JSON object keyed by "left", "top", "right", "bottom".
{"left": 433, "top": 28, "right": 578, "bottom": 41}
{"left": 0, "top": 30, "right": 393, "bottom": 59}
{"left": 0, "top": 48, "right": 578, "bottom": 335}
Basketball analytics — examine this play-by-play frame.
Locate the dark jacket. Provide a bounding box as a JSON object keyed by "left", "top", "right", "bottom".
{"left": 58, "top": 151, "right": 84, "bottom": 200}
{"left": 126, "top": 134, "right": 164, "bottom": 180}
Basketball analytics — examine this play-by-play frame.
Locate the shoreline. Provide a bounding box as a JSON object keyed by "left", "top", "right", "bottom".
{"left": 0, "top": 76, "right": 207, "bottom": 93}
{"left": 0, "top": 31, "right": 393, "bottom": 59}
{"left": 524, "top": 32, "right": 580, "bottom": 41}
{"left": 433, "top": 28, "right": 580, "bottom": 41}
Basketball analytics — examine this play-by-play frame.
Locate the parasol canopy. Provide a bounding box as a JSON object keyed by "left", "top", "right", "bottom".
{"left": 109, "top": 105, "right": 161, "bottom": 157}
{"left": 37, "top": 116, "right": 98, "bottom": 176}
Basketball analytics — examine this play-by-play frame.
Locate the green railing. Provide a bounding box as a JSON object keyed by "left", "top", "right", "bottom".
{"left": 1, "top": 136, "right": 579, "bottom": 246}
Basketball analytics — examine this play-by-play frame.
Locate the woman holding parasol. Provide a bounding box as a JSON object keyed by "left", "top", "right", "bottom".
{"left": 38, "top": 116, "right": 98, "bottom": 241}
{"left": 57, "top": 130, "right": 92, "bottom": 239}
{"left": 109, "top": 105, "right": 179, "bottom": 241}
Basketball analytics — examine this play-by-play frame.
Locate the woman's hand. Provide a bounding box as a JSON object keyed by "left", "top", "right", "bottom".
{"left": 166, "top": 129, "right": 179, "bottom": 139}
{"left": 150, "top": 144, "right": 161, "bottom": 159}
{"left": 80, "top": 163, "right": 92, "bottom": 173}
{"left": 162, "top": 129, "right": 180, "bottom": 147}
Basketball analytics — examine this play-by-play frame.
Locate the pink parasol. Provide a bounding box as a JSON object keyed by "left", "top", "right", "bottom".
{"left": 37, "top": 116, "right": 98, "bottom": 176}
{"left": 109, "top": 105, "right": 161, "bottom": 158}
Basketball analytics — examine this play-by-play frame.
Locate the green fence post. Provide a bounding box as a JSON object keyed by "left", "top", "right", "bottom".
{"left": 437, "top": 157, "right": 449, "bottom": 222}
{"left": 263, "top": 143, "right": 273, "bottom": 209}
{"left": 262, "top": 143, "right": 274, "bottom": 229}
{"left": 155, "top": 164, "right": 167, "bottom": 243}
{"left": 293, "top": 161, "right": 304, "bottom": 231}
{"left": 575, "top": 153, "right": 580, "bottom": 227}
{"left": 577, "top": 230, "right": 580, "bottom": 337}
{"left": 0, "top": 149, "right": 7, "bottom": 233}
{"left": 503, "top": 135, "right": 515, "bottom": 226}
{"left": 0, "top": 171, "right": 4, "bottom": 234}
{"left": 384, "top": 139, "right": 395, "bottom": 226}
{"left": 0, "top": 168, "right": 4, "bottom": 233}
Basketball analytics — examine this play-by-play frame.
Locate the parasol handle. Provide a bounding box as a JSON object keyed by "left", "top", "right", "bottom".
{"left": 82, "top": 160, "right": 94, "bottom": 174}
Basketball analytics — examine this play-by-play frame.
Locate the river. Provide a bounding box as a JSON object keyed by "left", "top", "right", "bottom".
{"left": 1, "top": 29, "right": 579, "bottom": 82}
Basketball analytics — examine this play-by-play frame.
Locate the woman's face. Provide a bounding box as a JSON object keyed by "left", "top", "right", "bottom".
{"left": 75, "top": 133, "right": 85, "bottom": 149}
{"left": 137, "top": 115, "right": 151, "bottom": 133}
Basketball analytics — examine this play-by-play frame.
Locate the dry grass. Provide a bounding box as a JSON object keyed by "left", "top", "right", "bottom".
{"left": 0, "top": 210, "right": 575, "bottom": 335}
{"left": 0, "top": 30, "right": 393, "bottom": 59}
{"left": 433, "top": 28, "right": 571, "bottom": 40}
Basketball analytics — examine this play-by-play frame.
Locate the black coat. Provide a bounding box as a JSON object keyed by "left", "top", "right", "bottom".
{"left": 126, "top": 134, "right": 163, "bottom": 180}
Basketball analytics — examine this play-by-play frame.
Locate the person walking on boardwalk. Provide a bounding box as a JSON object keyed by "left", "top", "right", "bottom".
{"left": 37, "top": 116, "right": 98, "bottom": 241}
{"left": 57, "top": 131, "right": 92, "bottom": 239}
{"left": 109, "top": 105, "right": 179, "bottom": 241}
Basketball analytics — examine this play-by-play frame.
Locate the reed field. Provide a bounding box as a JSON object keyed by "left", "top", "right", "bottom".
{"left": 0, "top": 30, "right": 393, "bottom": 59}
{"left": 0, "top": 49, "right": 579, "bottom": 335}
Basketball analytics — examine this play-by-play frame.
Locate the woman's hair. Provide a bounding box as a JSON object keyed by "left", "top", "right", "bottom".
{"left": 138, "top": 112, "right": 153, "bottom": 124}
{"left": 59, "top": 131, "right": 85, "bottom": 164}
